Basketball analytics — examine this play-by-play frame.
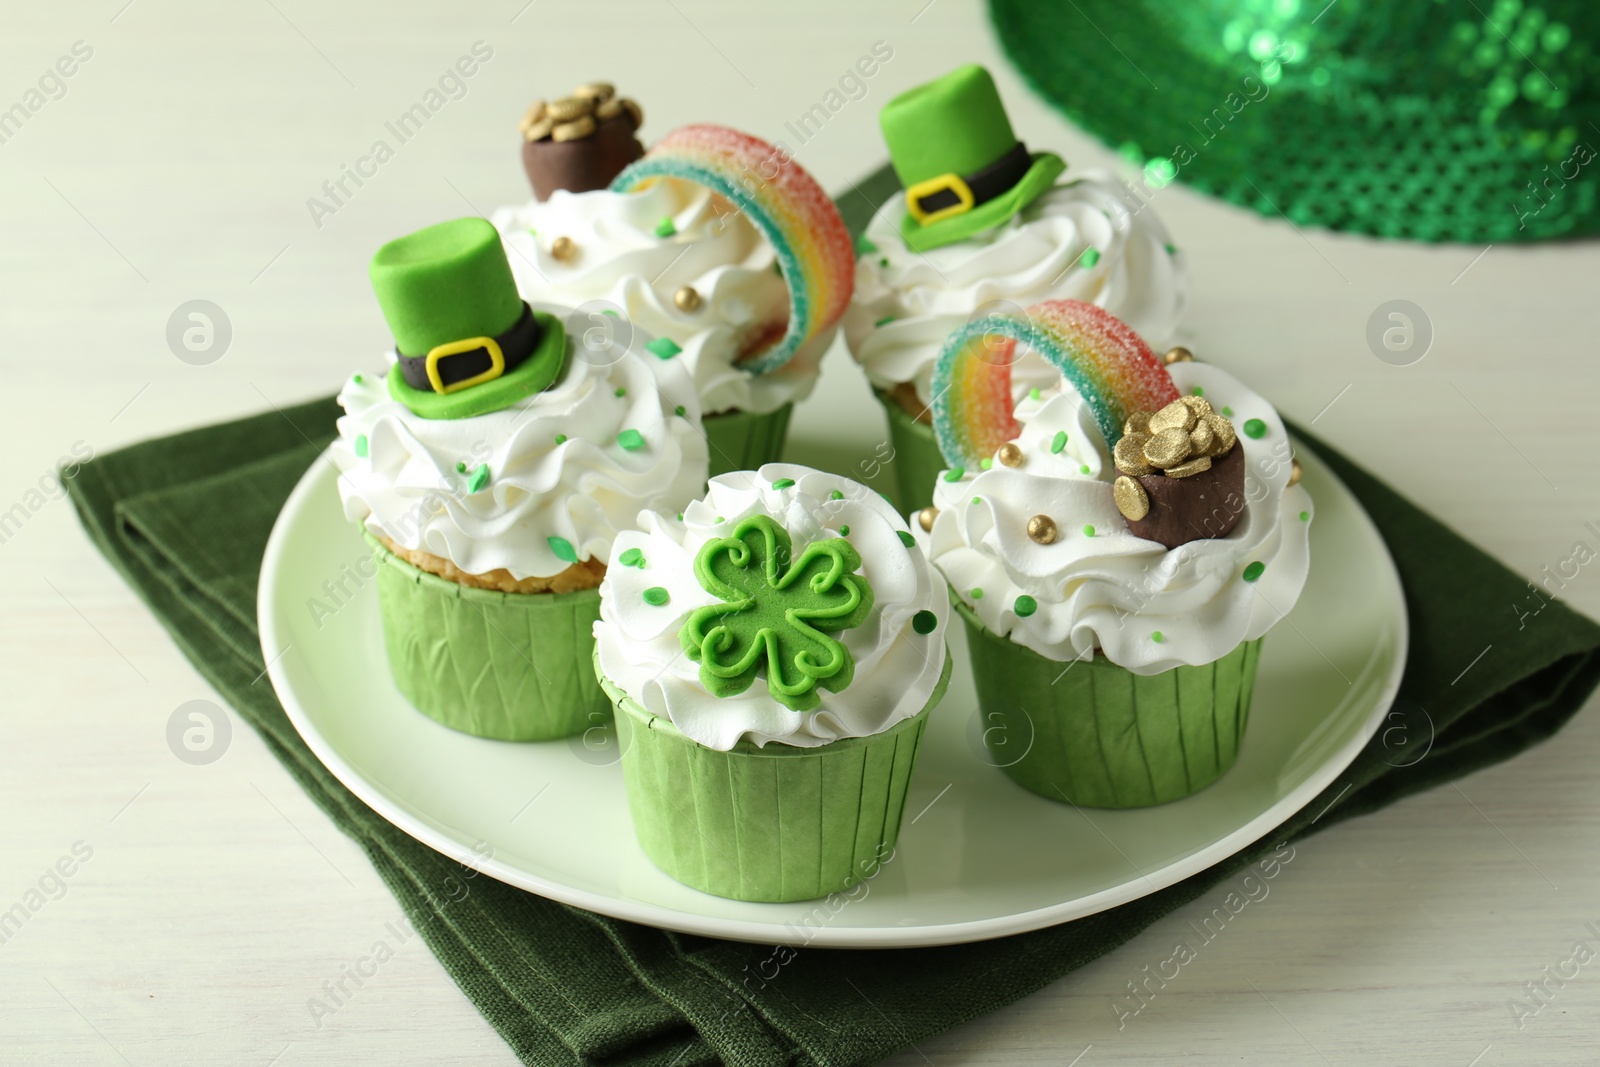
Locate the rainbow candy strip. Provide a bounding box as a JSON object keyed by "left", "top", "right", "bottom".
{"left": 610, "top": 124, "right": 854, "bottom": 377}
{"left": 932, "top": 299, "right": 1179, "bottom": 470}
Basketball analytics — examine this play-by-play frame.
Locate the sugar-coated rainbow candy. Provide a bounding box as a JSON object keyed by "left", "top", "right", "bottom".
{"left": 931, "top": 299, "right": 1179, "bottom": 470}
{"left": 610, "top": 125, "right": 854, "bottom": 377}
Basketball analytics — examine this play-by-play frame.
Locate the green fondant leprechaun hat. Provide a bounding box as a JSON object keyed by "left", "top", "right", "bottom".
{"left": 881, "top": 64, "right": 1065, "bottom": 252}
{"left": 373, "top": 217, "right": 565, "bottom": 420}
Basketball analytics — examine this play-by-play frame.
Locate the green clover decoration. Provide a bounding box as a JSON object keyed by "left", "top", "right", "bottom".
{"left": 679, "top": 514, "right": 875, "bottom": 711}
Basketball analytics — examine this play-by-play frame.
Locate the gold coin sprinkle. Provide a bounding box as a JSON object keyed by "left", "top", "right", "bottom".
{"left": 1189, "top": 418, "right": 1215, "bottom": 455}
{"left": 996, "top": 442, "right": 1024, "bottom": 468}
{"left": 595, "top": 97, "right": 623, "bottom": 121}
{"left": 917, "top": 506, "right": 938, "bottom": 532}
{"left": 519, "top": 100, "right": 547, "bottom": 132}
{"left": 1027, "top": 514, "right": 1058, "bottom": 544}
{"left": 674, "top": 285, "right": 703, "bottom": 312}
{"left": 1123, "top": 410, "right": 1152, "bottom": 436}
{"left": 1165, "top": 455, "right": 1213, "bottom": 479}
{"left": 550, "top": 236, "right": 577, "bottom": 261}
{"left": 1148, "top": 399, "right": 1197, "bottom": 434}
{"left": 1113, "top": 433, "right": 1153, "bottom": 477}
{"left": 1163, "top": 346, "right": 1194, "bottom": 365}
{"left": 546, "top": 96, "right": 591, "bottom": 122}
{"left": 1288, "top": 457, "right": 1303, "bottom": 487}
{"left": 573, "top": 81, "right": 615, "bottom": 102}
{"left": 1113, "top": 476, "right": 1150, "bottom": 521}
{"left": 1143, "top": 427, "right": 1193, "bottom": 468}
{"left": 552, "top": 116, "right": 596, "bottom": 142}
{"left": 1180, "top": 393, "right": 1213, "bottom": 419}
{"left": 523, "top": 116, "right": 554, "bottom": 143}
{"left": 619, "top": 98, "right": 643, "bottom": 128}
{"left": 1206, "top": 413, "right": 1237, "bottom": 455}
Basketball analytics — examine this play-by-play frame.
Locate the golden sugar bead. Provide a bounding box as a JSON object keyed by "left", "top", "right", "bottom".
{"left": 1113, "top": 433, "right": 1153, "bottom": 477}
{"left": 1288, "top": 457, "right": 1303, "bottom": 487}
{"left": 1163, "top": 346, "right": 1194, "bottom": 365}
{"left": 1113, "top": 476, "right": 1150, "bottom": 521}
{"left": 552, "top": 116, "right": 596, "bottom": 142}
{"left": 1027, "top": 514, "right": 1058, "bottom": 544}
{"left": 917, "top": 506, "right": 938, "bottom": 533}
{"left": 574, "top": 81, "right": 615, "bottom": 102}
{"left": 673, "top": 285, "right": 703, "bottom": 312}
{"left": 546, "top": 96, "right": 592, "bottom": 121}
{"left": 519, "top": 100, "right": 547, "bottom": 132}
{"left": 1147, "top": 399, "right": 1197, "bottom": 434}
{"left": 523, "top": 116, "right": 554, "bottom": 142}
{"left": 550, "top": 236, "right": 577, "bottom": 261}
{"left": 1165, "top": 455, "right": 1213, "bottom": 479}
{"left": 1123, "top": 410, "right": 1152, "bottom": 436}
{"left": 1143, "top": 427, "right": 1193, "bottom": 468}
{"left": 1206, "top": 413, "right": 1237, "bottom": 455}
{"left": 1179, "top": 393, "right": 1213, "bottom": 419}
{"left": 1189, "top": 417, "right": 1215, "bottom": 455}
{"left": 996, "top": 442, "right": 1024, "bottom": 468}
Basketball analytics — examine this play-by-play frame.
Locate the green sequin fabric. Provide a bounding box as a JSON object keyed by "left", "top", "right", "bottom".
{"left": 990, "top": 0, "right": 1598, "bottom": 242}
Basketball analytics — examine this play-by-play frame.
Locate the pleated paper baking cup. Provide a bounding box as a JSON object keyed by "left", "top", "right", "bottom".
{"left": 957, "top": 601, "right": 1261, "bottom": 808}
{"left": 597, "top": 648, "right": 952, "bottom": 902}
{"left": 702, "top": 402, "right": 793, "bottom": 477}
{"left": 877, "top": 390, "right": 943, "bottom": 515}
{"left": 367, "top": 533, "right": 607, "bottom": 742}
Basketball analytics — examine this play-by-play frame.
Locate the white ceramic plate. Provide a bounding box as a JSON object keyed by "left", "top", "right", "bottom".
{"left": 261, "top": 442, "right": 1406, "bottom": 948}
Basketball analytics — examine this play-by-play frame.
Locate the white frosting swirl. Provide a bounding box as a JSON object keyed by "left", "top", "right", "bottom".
{"left": 492, "top": 181, "right": 830, "bottom": 416}
{"left": 594, "top": 464, "right": 949, "bottom": 750}
{"left": 845, "top": 172, "right": 1187, "bottom": 408}
{"left": 917, "top": 362, "right": 1311, "bottom": 673}
{"left": 330, "top": 306, "right": 709, "bottom": 580}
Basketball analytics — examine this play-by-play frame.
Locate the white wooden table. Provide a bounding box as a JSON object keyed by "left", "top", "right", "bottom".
{"left": 4, "top": 1, "right": 1597, "bottom": 1063}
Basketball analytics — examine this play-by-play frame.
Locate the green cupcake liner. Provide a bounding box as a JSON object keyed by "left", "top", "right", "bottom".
{"left": 702, "top": 403, "right": 793, "bottom": 477}
{"left": 597, "top": 648, "right": 952, "bottom": 902}
{"left": 957, "top": 600, "right": 1261, "bottom": 808}
{"left": 877, "top": 390, "right": 944, "bottom": 515}
{"left": 367, "top": 533, "right": 608, "bottom": 741}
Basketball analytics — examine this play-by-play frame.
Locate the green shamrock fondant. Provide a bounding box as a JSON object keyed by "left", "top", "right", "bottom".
{"left": 680, "top": 514, "right": 875, "bottom": 712}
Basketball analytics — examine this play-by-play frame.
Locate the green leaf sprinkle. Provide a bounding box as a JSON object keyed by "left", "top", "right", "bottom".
{"left": 547, "top": 536, "right": 578, "bottom": 563}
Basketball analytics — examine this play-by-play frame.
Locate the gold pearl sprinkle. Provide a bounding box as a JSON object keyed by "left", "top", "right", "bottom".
{"left": 674, "top": 285, "right": 703, "bottom": 312}
{"left": 917, "top": 506, "right": 938, "bottom": 533}
{"left": 1288, "top": 457, "right": 1303, "bottom": 487}
{"left": 996, "top": 443, "right": 1024, "bottom": 468}
{"left": 1027, "top": 514, "right": 1058, "bottom": 544}
{"left": 1164, "top": 346, "right": 1194, "bottom": 365}
{"left": 550, "top": 236, "right": 577, "bottom": 261}
{"left": 1113, "top": 476, "right": 1150, "bottom": 521}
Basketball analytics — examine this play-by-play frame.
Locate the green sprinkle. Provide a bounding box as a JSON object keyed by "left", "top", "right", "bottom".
{"left": 1222, "top": 406, "right": 1234, "bottom": 417}
{"left": 1079, "top": 464, "right": 1090, "bottom": 475}
{"left": 839, "top": 524, "right": 850, "bottom": 536}
{"left": 972, "top": 496, "right": 982, "bottom": 506}
{"left": 654, "top": 217, "right": 676, "bottom": 237}
{"left": 1243, "top": 560, "right": 1266, "bottom": 582}
{"left": 772, "top": 477, "right": 796, "bottom": 489}
{"left": 642, "top": 586, "right": 670, "bottom": 606}
{"left": 352, "top": 373, "right": 363, "bottom": 384}
{"left": 601, "top": 308, "right": 619, "bottom": 318}
{"left": 879, "top": 257, "right": 889, "bottom": 268}
{"left": 971, "top": 588, "right": 984, "bottom": 600}
{"left": 354, "top": 434, "right": 368, "bottom": 458}
{"left": 555, "top": 433, "right": 568, "bottom": 444}
{"left": 646, "top": 337, "right": 682, "bottom": 360}
{"left": 874, "top": 315, "right": 896, "bottom": 327}
{"left": 1191, "top": 386, "right": 1204, "bottom": 397}
{"left": 526, "top": 227, "right": 537, "bottom": 237}
{"left": 896, "top": 530, "right": 915, "bottom": 548}
{"left": 856, "top": 235, "right": 878, "bottom": 255}
{"left": 619, "top": 547, "right": 644, "bottom": 568}
{"left": 467, "top": 463, "right": 491, "bottom": 493}
{"left": 1082, "top": 524, "right": 1095, "bottom": 537}
{"left": 1078, "top": 247, "right": 1101, "bottom": 268}
{"left": 455, "top": 461, "right": 467, "bottom": 473}
{"left": 1014, "top": 595, "right": 1038, "bottom": 618}
{"left": 713, "top": 516, "right": 725, "bottom": 524}
{"left": 911, "top": 609, "right": 938, "bottom": 635}
{"left": 674, "top": 405, "right": 686, "bottom": 417}
{"left": 1243, "top": 418, "right": 1267, "bottom": 439}
{"left": 1152, "top": 631, "right": 1165, "bottom": 643}
{"left": 830, "top": 489, "right": 845, "bottom": 500}
{"left": 980, "top": 458, "right": 993, "bottom": 470}
{"left": 1300, "top": 510, "right": 1310, "bottom": 522}
{"left": 615, "top": 386, "right": 626, "bottom": 397}
{"left": 1164, "top": 242, "right": 1177, "bottom": 254}
{"left": 944, "top": 467, "right": 965, "bottom": 481}
{"left": 617, "top": 429, "right": 645, "bottom": 451}
{"left": 547, "top": 536, "right": 578, "bottom": 563}
{"left": 677, "top": 513, "right": 683, "bottom": 521}
{"left": 1050, "top": 431, "right": 1068, "bottom": 454}
{"left": 1029, "top": 388, "right": 1042, "bottom": 401}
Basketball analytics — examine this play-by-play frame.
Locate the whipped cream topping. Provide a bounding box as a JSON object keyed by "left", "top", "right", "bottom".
{"left": 493, "top": 180, "right": 830, "bottom": 416}
{"left": 917, "top": 361, "right": 1311, "bottom": 673}
{"left": 845, "top": 172, "right": 1187, "bottom": 408}
{"left": 594, "top": 464, "right": 949, "bottom": 750}
{"left": 330, "top": 306, "right": 709, "bottom": 580}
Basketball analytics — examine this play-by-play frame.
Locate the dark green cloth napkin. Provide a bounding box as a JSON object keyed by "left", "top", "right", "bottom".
{"left": 70, "top": 170, "right": 1600, "bottom": 1066}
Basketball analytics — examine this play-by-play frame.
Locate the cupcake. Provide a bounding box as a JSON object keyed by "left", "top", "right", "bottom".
{"left": 916, "top": 299, "right": 1310, "bottom": 807}
{"left": 844, "top": 64, "right": 1186, "bottom": 512}
{"left": 493, "top": 85, "right": 854, "bottom": 476}
{"left": 330, "top": 217, "right": 709, "bottom": 741}
{"left": 593, "top": 464, "right": 951, "bottom": 901}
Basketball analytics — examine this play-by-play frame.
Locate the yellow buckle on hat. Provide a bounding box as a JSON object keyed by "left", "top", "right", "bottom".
{"left": 905, "top": 172, "right": 976, "bottom": 225}
{"left": 425, "top": 336, "right": 505, "bottom": 394}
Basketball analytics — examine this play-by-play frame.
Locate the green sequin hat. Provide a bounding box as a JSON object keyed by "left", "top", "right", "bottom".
{"left": 989, "top": 0, "right": 1598, "bottom": 242}
{"left": 880, "top": 64, "right": 1066, "bottom": 252}
{"left": 371, "top": 218, "right": 565, "bottom": 420}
